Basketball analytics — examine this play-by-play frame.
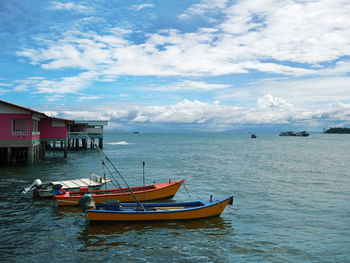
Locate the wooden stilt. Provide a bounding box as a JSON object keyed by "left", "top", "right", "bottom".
{"left": 7, "top": 147, "right": 11, "bottom": 166}
{"left": 64, "top": 140, "right": 68, "bottom": 158}
{"left": 99, "top": 138, "right": 103, "bottom": 149}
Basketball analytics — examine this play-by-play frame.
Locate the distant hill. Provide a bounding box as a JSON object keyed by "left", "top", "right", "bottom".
{"left": 324, "top": 127, "right": 350, "bottom": 134}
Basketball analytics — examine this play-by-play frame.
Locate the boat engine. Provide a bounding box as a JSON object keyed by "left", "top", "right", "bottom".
{"left": 79, "top": 193, "right": 96, "bottom": 212}
{"left": 22, "top": 179, "right": 43, "bottom": 194}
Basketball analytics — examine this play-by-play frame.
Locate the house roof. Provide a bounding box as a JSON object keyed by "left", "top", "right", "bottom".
{"left": 0, "top": 100, "right": 46, "bottom": 116}
{"left": 0, "top": 100, "right": 73, "bottom": 122}
{"left": 47, "top": 116, "right": 74, "bottom": 123}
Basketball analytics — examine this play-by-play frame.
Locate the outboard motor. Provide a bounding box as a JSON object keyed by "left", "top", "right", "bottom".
{"left": 22, "top": 179, "right": 43, "bottom": 194}
{"left": 79, "top": 193, "right": 95, "bottom": 212}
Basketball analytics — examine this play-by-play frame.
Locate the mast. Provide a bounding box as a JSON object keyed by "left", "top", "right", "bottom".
{"left": 86, "top": 135, "right": 145, "bottom": 210}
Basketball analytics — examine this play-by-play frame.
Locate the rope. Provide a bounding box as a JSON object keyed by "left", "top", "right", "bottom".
{"left": 182, "top": 181, "right": 201, "bottom": 200}
{"left": 102, "top": 160, "right": 122, "bottom": 189}
{"left": 183, "top": 182, "right": 238, "bottom": 218}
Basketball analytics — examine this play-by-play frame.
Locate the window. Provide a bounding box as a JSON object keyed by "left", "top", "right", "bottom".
{"left": 12, "top": 118, "right": 30, "bottom": 135}
{"left": 52, "top": 120, "right": 65, "bottom": 127}
{"left": 33, "top": 120, "right": 39, "bottom": 132}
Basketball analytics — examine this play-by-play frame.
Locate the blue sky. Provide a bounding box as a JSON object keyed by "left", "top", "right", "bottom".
{"left": 1, "top": 0, "right": 350, "bottom": 132}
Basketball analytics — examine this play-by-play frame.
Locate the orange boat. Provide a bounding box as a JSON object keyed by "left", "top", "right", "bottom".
{"left": 83, "top": 196, "right": 234, "bottom": 222}
{"left": 55, "top": 179, "right": 184, "bottom": 206}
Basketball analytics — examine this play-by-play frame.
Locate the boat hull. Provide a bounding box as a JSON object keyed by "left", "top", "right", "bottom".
{"left": 56, "top": 180, "right": 184, "bottom": 206}
{"left": 86, "top": 196, "right": 233, "bottom": 222}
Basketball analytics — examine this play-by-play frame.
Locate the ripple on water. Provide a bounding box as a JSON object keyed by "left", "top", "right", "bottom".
{"left": 1, "top": 133, "right": 350, "bottom": 262}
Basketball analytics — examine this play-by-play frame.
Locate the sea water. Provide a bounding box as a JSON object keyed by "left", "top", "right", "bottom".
{"left": 0, "top": 133, "right": 349, "bottom": 262}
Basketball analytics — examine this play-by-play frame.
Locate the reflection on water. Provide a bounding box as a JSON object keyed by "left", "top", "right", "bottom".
{"left": 86, "top": 216, "right": 230, "bottom": 236}
{"left": 78, "top": 216, "right": 233, "bottom": 259}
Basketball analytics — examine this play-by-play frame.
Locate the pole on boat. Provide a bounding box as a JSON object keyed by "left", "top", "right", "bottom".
{"left": 143, "top": 160, "right": 145, "bottom": 202}
{"left": 86, "top": 135, "right": 145, "bottom": 210}
{"left": 102, "top": 159, "right": 107, "bottom": 191}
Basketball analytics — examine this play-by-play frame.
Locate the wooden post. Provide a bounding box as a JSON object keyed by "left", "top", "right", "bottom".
{"left": 41, "top": 142, "right": 46, "bottom": 159}
{"left": 99, "top": 138, "right": 103, "bottom": 149}
{"left": 82, "top": 139, "right": 87, "bottom": 149}
{"left": 90, "top": 138, "right": 94, "bottom": 149}
{"left": 7, "top": 147, "right": 11, "bottom": 166}
{"left": 64, "top": 140, "right": 68, "bottom": 158}
{"left": 27, "top": 147, "right": 34, "bottom": 165}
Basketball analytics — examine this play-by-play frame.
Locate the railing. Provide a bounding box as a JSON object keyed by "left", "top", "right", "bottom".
{"left": 68, "top": 132, "right": 103, "bottom": 138}
{"left": 68, "top": 132, "right": 88, "bottom": 137}
{"left": 12, "top": 131, "right": 30, "bottom": 136}
{"left": 32, "top": 131, "right": 40, "bottom": 135}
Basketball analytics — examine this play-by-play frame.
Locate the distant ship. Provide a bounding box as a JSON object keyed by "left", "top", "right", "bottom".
{"left": 295, "top": 131, "right": 310, "bottom": 137}
{"left": 251, "top": 134, "right": 257, "bottom": 138}
{"left": 279, "top": 131, "right": 309, "bottom": 137}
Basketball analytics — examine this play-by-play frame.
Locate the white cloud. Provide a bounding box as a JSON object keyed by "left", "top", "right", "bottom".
{"left": 54, "top": 97, "right": 350, "bottom": 131}
{"left": 43, "top": 111, "right": 58, "bottom": 117}
{"left": 49, "top": 1, "right": 92, "bottom": 13}
{"left": 146, "top": 80, "right": 230, "bottom": 92}
{"left": 179, "top": 0, "right": 228, "bottom": 20}
{"left": 0, "top": 82, "right": 12, "bottom": 87}
{"left": 78, "top": 95, "right": 102, "bottom": 101}
{"left": 45, "top": 95, "right": 64, "bottom": 102}
{"left": 0, "top": 88, "right": 10, "bottom": 95}
{"left": 219, "top": 0, "right": 350, "bottom": 64}
{"left": 256, "top": 76, "right": 350, "bottom": 106}
{"left": 258, "top": 94, "right": 293, "bottom": 109}
{"left": 16, "top": 0, "right": 350, "bottom": 82}
{"left": 14, "top": 77, "right": 45, "bottom": 92}
{"left": 132, "top": 4, "right": 154, "bottom": 11}
{"left": 12, "top": 0, "right": 350, "bottom": 118}
{"left": 32, "top": 71, "right": 98, "bottom": 94}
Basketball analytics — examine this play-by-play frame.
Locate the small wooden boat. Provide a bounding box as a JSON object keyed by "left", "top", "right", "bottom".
{"left": 82, "top": 196, "right": 233, "bottom": 222}
{"left": 22, "top": 173, "right": 110, "bottom": 198}
{"left": 55, "top": 179, "right": 184, "bottom": 206}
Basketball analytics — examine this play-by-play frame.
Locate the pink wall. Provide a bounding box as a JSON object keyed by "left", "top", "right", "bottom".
{"left": 0, "top": 114, "right": 34, "bottom": 141}
{"left": 0, "top": 114, "right": 67, "bottom": 141}
{"left": 40, "top": 118, "right": 68, "bottom": 139}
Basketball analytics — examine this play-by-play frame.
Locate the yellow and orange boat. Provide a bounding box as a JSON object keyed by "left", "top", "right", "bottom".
{"left": 82, "top": 196, "right": 234, "bottom": 222}
{"left": 55, "top": 179, "right": 184, "bottom": 206}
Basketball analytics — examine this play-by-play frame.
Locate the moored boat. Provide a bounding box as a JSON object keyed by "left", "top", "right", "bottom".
{"left": 55, "top": 179, "right": 184, "bottom": 206}
{"left": 82, "top": 195, "right": 234, "bottom": 222}
{"left": 22, "top": 173, "right": 110, "bottom": 198}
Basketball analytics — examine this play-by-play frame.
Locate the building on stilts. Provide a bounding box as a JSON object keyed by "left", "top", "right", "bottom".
{"left": 0, "top": 100, "right": 108, "bottom": 166}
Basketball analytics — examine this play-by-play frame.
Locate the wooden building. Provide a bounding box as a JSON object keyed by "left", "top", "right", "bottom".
{"left": 0, "top": 100, "right": 72, "bottom": 166}
{"left": 68, "top": 120, "right": 108, "bottom": 150}
{"left": 0, "top": 100, "right": 108, "bottom": 166}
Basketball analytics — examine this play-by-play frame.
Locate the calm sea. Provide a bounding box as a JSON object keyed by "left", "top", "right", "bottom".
{"left": 0, "top": 133, "right": 349, "bottom": 262}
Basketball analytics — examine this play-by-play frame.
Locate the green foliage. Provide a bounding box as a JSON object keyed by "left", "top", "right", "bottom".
{"left": 324, "top": 127, "right": 350, "bottom": 134}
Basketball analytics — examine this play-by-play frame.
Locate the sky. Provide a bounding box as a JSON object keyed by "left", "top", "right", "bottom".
{"left": 1, "top": 0, "right": 350, "bottom": 132}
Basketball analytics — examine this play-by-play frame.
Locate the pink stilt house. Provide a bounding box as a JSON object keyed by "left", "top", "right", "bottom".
{"left": 0, "top": 100, "right": 72, "bottom": 165}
